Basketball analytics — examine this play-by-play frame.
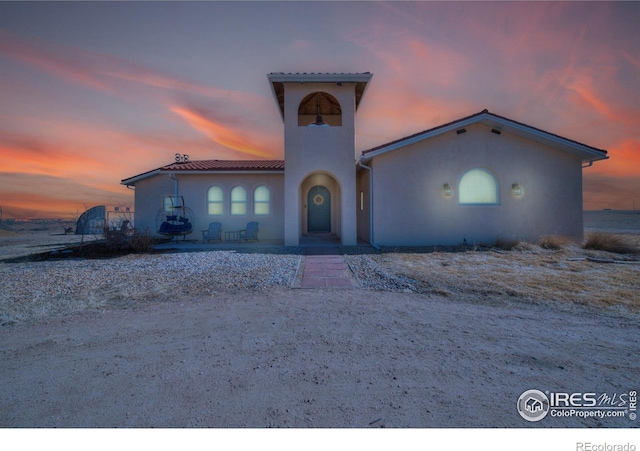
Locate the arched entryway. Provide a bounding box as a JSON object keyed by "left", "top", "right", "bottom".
{"left": 300, "top": 172, "right": 341, "bottom": 239}
{"left": 307, "top": 186, "right": 331, "bottom": 232}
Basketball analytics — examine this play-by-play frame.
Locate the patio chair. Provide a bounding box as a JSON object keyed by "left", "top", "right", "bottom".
{"left": 202, "top": 222, "right": 222, "bottom": 243}
{"left": 238, "top": 221, "right": 259, "bottom": 242}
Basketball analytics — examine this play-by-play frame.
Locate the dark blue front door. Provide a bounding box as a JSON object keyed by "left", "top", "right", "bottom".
{"left": 307, "top": 186, "right": 331, "bottom": 232}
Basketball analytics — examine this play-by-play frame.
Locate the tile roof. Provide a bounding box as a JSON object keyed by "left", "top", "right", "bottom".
{"left": 121, "top": 160, "right": 284, "bottom": 186}
{"left": 160, "top": 159, "right": 284, "bottom": 171}
{"left": 268, "top": 72, "right": 372, "bottom": 77}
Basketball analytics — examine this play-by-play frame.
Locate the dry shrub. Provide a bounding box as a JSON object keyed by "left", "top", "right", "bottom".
{"left": 539, "top": 236, "right": 565, "bottom": 250}
{"left": 103, "top": 226, "right": 128, "bottom": 251}
{"left": 129, "top": 228, "right": 156, "bottom": 253}
{"left": 583, "top": 232, "right": 638, "bottom": 254}
{"left": 494, "top": 238, "right": 523, "bottom": 251}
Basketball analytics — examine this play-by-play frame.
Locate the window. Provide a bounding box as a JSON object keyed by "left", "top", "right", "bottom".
{"left": 254, "top": 185, "right": 270, "bottom": 215}
{"left": 207, "top": 186, "right": 224, "bottom": 215}
{"left": 230, "top": 186, "right": 247, "bottom": 215}
{"left": 163, "top": 196, "right": 183, "bottom": 213}
{"left": 459, "top": 168, "right": 499, "bottom": 205}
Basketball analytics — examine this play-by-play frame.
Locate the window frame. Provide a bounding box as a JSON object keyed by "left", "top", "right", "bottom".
{"left": 458, "top": 168, "right": 500, "bottom": 206}
{"left": 207, "top": 185, "right": 224, "bottom": 215}
{"left": 230, "top": 185, "right": 247, "bottom": 216}
{"left": 253, "top": 185, "right": 270, "bottom": 216}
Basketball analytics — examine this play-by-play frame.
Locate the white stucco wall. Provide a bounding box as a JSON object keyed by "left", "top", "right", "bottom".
{"left": 363, "top": 123, "right": 584, "bottom": 246}
{"left": 133, "top": 172, "right": 284, "bottom": 241}
{"left": 282, "top": 82, "right": 359, "bottom": 246}
{"left": 132, "top": 175, "right": 173, "bottom": 235}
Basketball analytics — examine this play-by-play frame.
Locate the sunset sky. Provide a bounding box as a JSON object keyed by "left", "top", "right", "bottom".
{"left": 1, "top": 1, "right": 639, "bottom": 219}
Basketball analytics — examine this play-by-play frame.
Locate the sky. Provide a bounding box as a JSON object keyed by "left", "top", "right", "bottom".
{"left": 0, "top": 1, "right": 639, "bottom": 219}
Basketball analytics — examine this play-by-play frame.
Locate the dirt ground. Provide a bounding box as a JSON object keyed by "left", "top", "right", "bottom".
{"left": 1, "top": 286, "right": 638, "bottom": 428}
{"left": 1, "top": 221, "right": 639, "bottom": 428}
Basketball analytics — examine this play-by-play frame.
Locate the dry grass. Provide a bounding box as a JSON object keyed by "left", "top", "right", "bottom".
{"left": 494, "top": 238, "right": 520, "bottom": 251}
{"left": 538, "top": 235, "right": 569, "bottom": 250}
{"left": 371, "top": 243, "right": 640, "bottom": 311}
{"left": 583, "top": 231, "right": 639, "bottom": 254}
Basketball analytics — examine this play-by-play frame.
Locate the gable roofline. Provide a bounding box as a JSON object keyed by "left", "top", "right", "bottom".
{"left": 267, "top": 72, "right": 373, "bottom": 120}
{"left": 121, "top": 160, "right": 285, "bottom": 186}
{"left": 360, "top": 109, "right": 608, "bottom": 163}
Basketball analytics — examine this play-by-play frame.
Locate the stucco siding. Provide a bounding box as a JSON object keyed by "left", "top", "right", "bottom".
{"left": 132, "top": 176, "right": 173, "bottom": 235}
{"left": 134, "top": 173, "right": 284, "bottom": 241}
{"left": 282, "top": 82, "right": 359, "bottom": 245}
{"left": 368, "top": 123, "right": 584, "bottom": 246}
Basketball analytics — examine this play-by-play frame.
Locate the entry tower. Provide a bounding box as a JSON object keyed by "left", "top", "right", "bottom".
{"left": 268, "top": 72, "right": 372, "bottom": 246}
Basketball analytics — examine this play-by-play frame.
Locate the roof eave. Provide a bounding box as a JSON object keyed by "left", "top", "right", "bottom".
{"left": 478, "top": 115, "right": 608, "bottom": 163}
{"left": 361, "top": 115, "right": 485, "bottom": 161}
{"left": 156, "top": 169, "right": 284, "bottom": 176}
{"left": 121, "top": 169, "right": 161, "bottom": 187}
{"left": 121, "top": 168, "right": 285, "bottom": 186}
{"left": 267, "top": 72, "right": 373, "bottom": 121}
{"left": 361, "top": 112, "right": 608, "bottom": 163}
{"left": 267, "top": 72, "right": 373, "bottom": 84}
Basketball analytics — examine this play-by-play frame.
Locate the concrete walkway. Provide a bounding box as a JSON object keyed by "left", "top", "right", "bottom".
{"left": 299, "top": 255, "right": 358, "bottom": 288}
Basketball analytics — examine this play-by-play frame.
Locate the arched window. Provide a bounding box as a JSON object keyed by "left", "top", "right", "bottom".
{"left": 207, "top": 186, "right": 224, "bottom": 215}
{"left": 459, "top": 168, "right": 499, "bottom": 205}
{"left": 298, "top": 91, "right": 342, "bottom": 126}
{"left": 254, "top": 185, "right": 270, "bottom": 215}
{"left": 230, "top": 186, "right": 247, "bottom": 215}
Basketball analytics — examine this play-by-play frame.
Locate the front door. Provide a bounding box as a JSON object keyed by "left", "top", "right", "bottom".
{"left": 307, "top": 186, "right": 331, "bottom": 232}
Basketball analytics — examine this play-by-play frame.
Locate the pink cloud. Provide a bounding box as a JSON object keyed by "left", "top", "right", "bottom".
{"left": 171, "top": 106, "right": 279, "bottom": 159}
{"left": 589, "top": 139, "right": 640, "bottom": 178}
{"left": 0, "top": 30, "right": 112, "bottom": 93}
{"left": 0, "top": 30, "right": 267, "bottom": 110}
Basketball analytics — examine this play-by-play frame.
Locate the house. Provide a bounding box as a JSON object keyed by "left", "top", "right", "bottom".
{"left": 525, "top": 397, "right": 544, "bottom": 414}
{"left": 121, "top": 72, "right": 608, "bottom": 247}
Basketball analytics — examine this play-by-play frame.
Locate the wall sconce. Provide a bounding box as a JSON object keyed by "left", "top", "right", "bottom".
{"left": 512, "top": 183, "right": 523, "bottom": 196}
{"left": 443, "top": 183, "right": 452, "bottom": 197}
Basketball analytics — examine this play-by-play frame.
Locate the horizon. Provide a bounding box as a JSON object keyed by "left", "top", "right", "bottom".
{"left": 1, "top": 209, "right": 638, "bottom": 225}
{"left": 1, "top": 1, "right": 639, "bottom": 219}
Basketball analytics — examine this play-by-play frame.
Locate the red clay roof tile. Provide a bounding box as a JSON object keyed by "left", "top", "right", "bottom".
{"left": 160, "top": 160, "right": 284, "bottom": 171}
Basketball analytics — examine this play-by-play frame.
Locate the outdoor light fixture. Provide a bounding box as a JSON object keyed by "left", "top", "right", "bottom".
{"left": 312, "top": 95, "right": 326, "bottom": 126}
{"left": 313, "top": 114, "right": 326, "bottom": 126}
{"left": 443, "top": 183, "right": 452, "bottom": 197}
{"left": 491, "top": 128, "right": 502, "bottom": 135}
{"left": 456, "top": 128, "right": 467, "bottom": 135}
{"left": 512, "top": 183, "right": 523, "bottom": 196}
